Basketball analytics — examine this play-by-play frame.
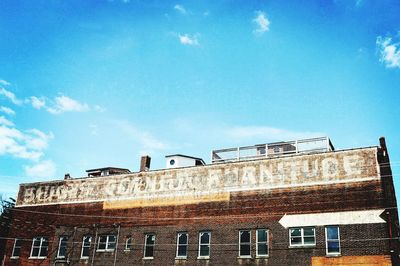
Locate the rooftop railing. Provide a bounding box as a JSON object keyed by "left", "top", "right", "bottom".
{"left": 211, "top": 136, "right": 334, "bottom": 164}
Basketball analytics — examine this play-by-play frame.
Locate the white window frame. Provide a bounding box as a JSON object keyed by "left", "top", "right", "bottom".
{"left": 125, "top": 236, "right": 132, "bottom": 250}
{"left": 198, "top": 231, "right": 211, "bottom": 259}
{"left": 325, "top": 226, "right": 341, "bottom": 256}
{"left": 80, "top": 236, "right": 92, "bottom": 259}
{"left": 57, "top": 236, "right": 68, "bottom": 258}
{"left": 256, "top": 229, "right": 269, "bottom": 257}
{"left": 97, "top": 235, "right": 117, "bottom": 252}
{"left": 11, "top": 238, "right": 22, "bottom": 259}
{"left": 143, "top": 234, "right": 156, "bottom": 259}
{"left": 239, "top": 230, "right": 251, "bottom": 258}
{"left": 176, "top": 232, "right": 188, "bottom": 259}
{"left": 29, "top": 237, "right": 48, "bottom": 259}
{"left": 289, "top": 227, "right": 316, "bottom": 247}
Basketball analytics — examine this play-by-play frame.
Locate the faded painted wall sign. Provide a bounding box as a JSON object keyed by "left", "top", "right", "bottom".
{"left": 17, "top": 148, "right": 379, "bottom": 207}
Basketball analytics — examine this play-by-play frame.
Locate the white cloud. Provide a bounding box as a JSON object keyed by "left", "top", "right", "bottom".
{"left": 0, "top": 125, "right": 53, "bottom": 161}
{"left": 178, "top": 34, "right": 199, "bottom": 46}
{"left": 0, "top": 106, "right": 15, "bottom": 116}
{"left": 94, "top": 105, "right": 106, "bottom": 112}
{"left": 30, "top": 96, "right": 46, "bottom": 109}
{"left": 0, "top": 88, "right": 22, "bottom": 105}
{"left": 24, "top": 160, "right": 56, "bottom": 178}
{"left": 46, "top": 95, "right": 89, "bottom": 114}
{"left": 252, "top": 11, "right": 270, "bottom": 35}
{"left": 0, "top": 116, "right": 14, "bottom": 127}
{"left": 376, "top": 36, "right": 400, "bottom": 68}
{"left": 174, "top": 4, "right": 187, "bottom": 15}
{"left": 0, "top": 80, "right": 10, "bottom": 86}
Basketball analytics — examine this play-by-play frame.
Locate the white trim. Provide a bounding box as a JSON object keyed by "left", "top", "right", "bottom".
{"left": 80, "top": 236, "right": 92, "bottom": 259}
{"left": 175, "top": 232, "right": 188, "bottom": 259}
{"left": 256, "top": 229, "right": 269, "bottom": 257}
{"left": 238, "top": 230, "right": 251, "bottom": 258}
{"left": 197, "top": 231, "right": 211, "bottom": 259}
{"left": 143, "top": 234, "right": 156, "bottom": 258}
{"left": 325, "top": 226, "right": 341, "bottom": 256}
{"left": 11, "top": 238, "right": 21, "bottom": 258}
{"left": 29, "top": 237, "right": 48, "bottom": 259}
{"left": 125, "top": 236, "right": 132, "bottom": 250}
{"left": 289, "top": 227, "right": 316, "bottom": 247}
{"left": 97, "top": 235, "right": 116, "bottom": 252}
{"left": 56, "top": 236, "right": 68, "bottom": 258}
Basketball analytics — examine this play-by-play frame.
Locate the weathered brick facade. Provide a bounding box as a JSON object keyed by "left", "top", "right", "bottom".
{"left": 2, "top": 138, "right": 399, "bottom": 265}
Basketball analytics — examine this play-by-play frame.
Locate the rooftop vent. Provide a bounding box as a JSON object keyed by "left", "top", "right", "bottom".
{"left": 165, "top": 154, "right": 205, "bottom": 169}
{"left": 86, "top": 167, "right": 131, "bottom": 177}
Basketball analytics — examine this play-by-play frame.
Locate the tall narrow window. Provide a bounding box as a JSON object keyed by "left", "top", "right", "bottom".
{"left": 289, "top": 227, "right": 315, "bottom": 246}
{"left": 125, "top": 236, "right": 132, "bottom": 250}
{"left": 11, "top": 238, "right": 22, "bottom": 258}
{"left": 239, "top": 230, "right": 251, "bottom": 257}
{"left": 81, "top": 236, "right": 92, "bottom": 259}
{"left": 198, "top": 231, "right": 211, "bottom": 258}
{"left": 144, "top": 234, "right": 155, "bottom": 258}
{"left": 30, "top": 237, "right": 49, "bottom": 258}
{"left": 256, "top": 229, "right": 269, "bottom": 257}
{"left": 176, "top": 232, "right": 188, "bottom": 258}
{"left": 57, "top": 236, "right": 68, "bottom": 258}
{"left": 326, "top": 226, "right": 340, "bottom": 255}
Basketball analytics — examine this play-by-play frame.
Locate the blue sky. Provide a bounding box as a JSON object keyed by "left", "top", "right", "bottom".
{"left": 1, "top": 0, "right": 400, "bottom": 200}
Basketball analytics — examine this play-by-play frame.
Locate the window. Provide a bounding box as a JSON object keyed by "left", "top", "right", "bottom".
{"left": 57, "top": 236, "right": 68, "bottom": 258}
{"left": 97, "top": 235, "right": 116, "bottom": 251}
{"left": 256, "top": 229, "right": 269, "bottom": 257}
{"left": 239, "top": 230, "right": 251, "bottom": 257}
{"left": 176, "top": 232, "right": 188, "bottom": 258}
{"left": 198, "top": 231, "right": 211, "bottom": 259}
{"left": 30, "top": 237, "right": 48, "bottom": 258}
{"left": 326, "top": 226, "right": 340, "bottom": 255}
{"left": 11, "top": 238, "right": 22, "bottom": 258}
{"left": 81, "top": 236, "right": 92, "bottom": 259}
{"left": 144, "top": 234, "right": 156, "bottom": 258}
{"left": 125, "top": 236, "right": 132, "bottom": 250}
{"left": 289, "top": 227, "right": 315, "bottom": 246}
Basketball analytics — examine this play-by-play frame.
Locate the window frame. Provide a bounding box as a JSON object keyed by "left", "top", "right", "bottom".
{"left": 11, "top": 238, "right": 22, "bottom": 259}
{"left": 125, "top": 236, "right": 132, "bottom": 251}
{"left": 97, "top": 235, "right": 117, "bottom": 252}
{"left": 176, "top": 232, "right": 188, "bottom": 259}
{"left": 56, "top": 236, "right": 68, "bottom": 259}
{"left": 29, "top": 237, "right": 49, "bottom": 259}
{"left": 238, "top": 230, "right": 251, "bottom": 258}
{"left": 325, "top": 226, "right": 341, "bottom": 256}
{"left": 256, "top": 229, "right": 269, "bottom": 257}
{"left": 289, "top": 227, "right": 316, "bottom": 247}
{"left": 143, "top": 234, "right": 156, "bottom": 259}
{"left": 198, "top": 231, "right": 211, "bottom": 259}
{"left": 80, "top": 236, "right": 92, "bottom": 259}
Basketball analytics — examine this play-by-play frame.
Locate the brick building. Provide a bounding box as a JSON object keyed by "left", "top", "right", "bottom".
{"left": 2, "top": 137, "right": 399, "bottom": 265}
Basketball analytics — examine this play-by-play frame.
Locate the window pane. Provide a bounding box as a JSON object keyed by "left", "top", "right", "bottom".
{"left": 146, "top": 234, "right": 155, "bottom": 245}
{"left": 39, "top": 239, "right": 48, "bottom": 257}
{"left": 177, "top": 245, "right": 187, "bottom": 257}
{"left": 126, "top": 237, "right": 132, "bottom": 249}
{"left": 33, "top": 238, "right": 41, "bottom": 247}
{"left": 240, "top": 231, "right": 250, "bottom": 243}
{"left": 303, "top": 228, "right": 315, "bottom": 236}
{"left": 240, "top": 244, "right": 251, "bottom": 256}
{"left": 200, "top": 233, "right": 210, "bottom": 244}
{"left": 32, "top": 247, "right": 40, "bottom": 257}
{"left": 290, "top": 228, "right": 301, "bottom": 237}
{"left": 82, "top": 247, "right": 90, "bottom": 257}
{"left": 304, "top": 236, "right": 315, "bottom": 245}
{"left": 178, "top": 233, "right": 188, "bottom": 245}
{"left": 257, "top": 230, "right": 267, "bottom": 242}
{"left": 108, "top": 235, "right": 116, "bottom": 243}
{"left": 13, "top": 239, "right": 22, "bottom": 257}
{"left": 327, "top": 227, "right": 339, "bottom": 240}
{"left": 145, "top": 246, "right": 154, "bottom": 257}
{"left": 199, "top": 245, "right": 209, "bottom": 257}
{"left": 290, "top": 237, "right": 302, "bottom": 245}
{"left": 257, "top": 243, "right": 268, "bottom": 256}
{"left": 108, "top": 241, "right": 116, "bottom": 250}
{"left": 328, "top": 241, "right": 340, "bottom": 253}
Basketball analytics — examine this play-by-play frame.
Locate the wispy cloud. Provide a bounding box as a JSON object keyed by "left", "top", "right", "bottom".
{"left": 252, "top": 11, "right": 270, "bottom": 35}
{"left": 174, "top": 4, "right": 187, "bottom": 15}
{"left": 0, "top": 116, "right": 14, "bottom": 127}
{"left": 0, "top": 106, "right": 15, "bottom": 116}
{"left": 0, "top": 88, "right": 23, "bottom": 105}
{"left": 24, "top": 160, "right": 56, "bottom": 179}
{"left": 178, "top": 34, "right": 199, "bottom": 46}
{"left": 0, "top": 79, "right": 11, "bottom": 86}
{"left": 376, "top": 36, "right": 400, "bottom": 68}
{"left": 30, "top": 96, "right": 46, "bottom": 110}
{"left": 46, "top": 95, "right": 90, "bottom": 114}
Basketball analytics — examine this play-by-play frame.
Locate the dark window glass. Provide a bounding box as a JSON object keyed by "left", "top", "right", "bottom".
{"left": 144, "top": 234, "right": 155, "bottom": 258}
{"left": 57, "top": 236, "right": 68, "bottom": 258}
{"left": 239, "top": 230, "right": 251, "bottom": 257}
{"left": 12, "top": 239, "right": 22, "bottom": 257}
{"left": 256, "top": 229, "right": 268, "bottom": 256}
{"left": 176, "top": 233, "right": 188, "bottom": 258}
